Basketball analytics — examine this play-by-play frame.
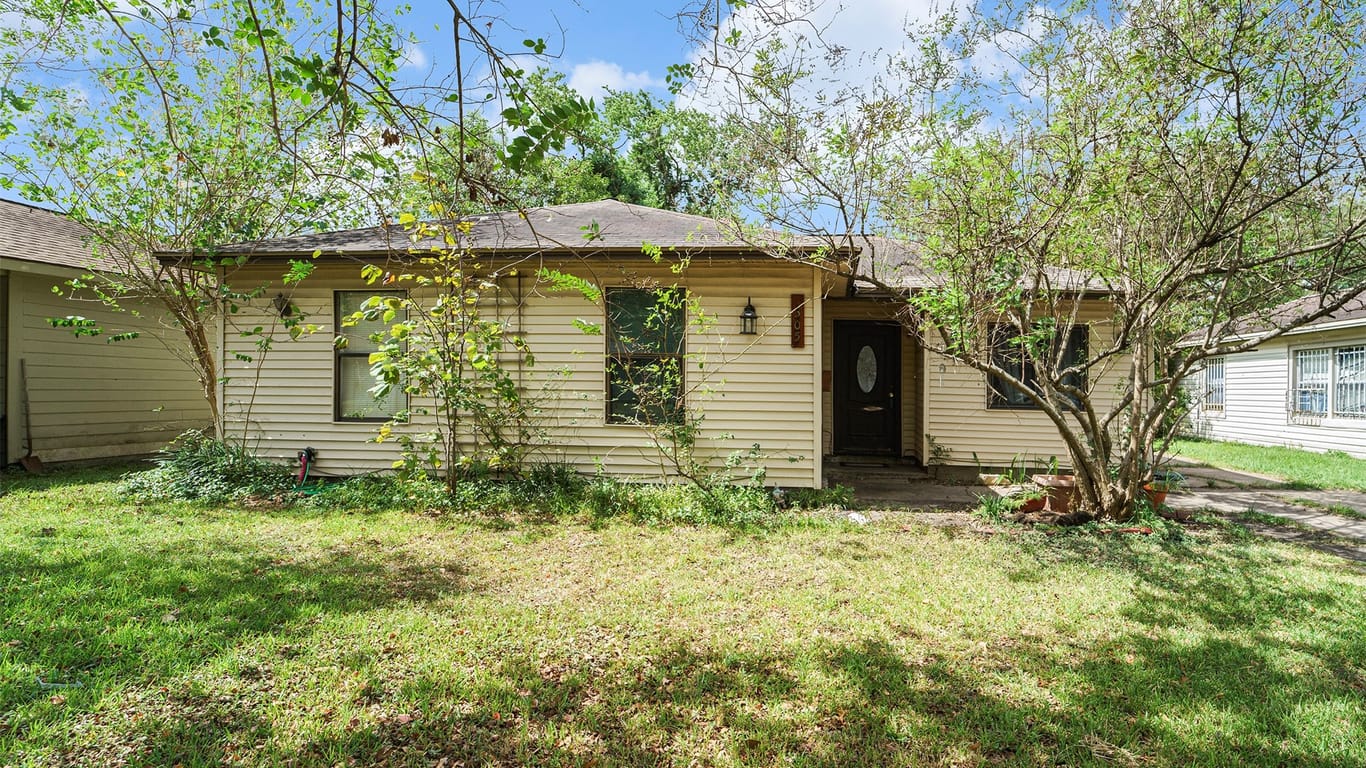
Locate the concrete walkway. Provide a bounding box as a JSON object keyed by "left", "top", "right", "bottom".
{"left": 1168, "top": 461, "right": 1366, "bottom": 560}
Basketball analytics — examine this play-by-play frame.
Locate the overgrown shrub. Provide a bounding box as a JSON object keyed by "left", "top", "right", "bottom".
{"left": 122, "top": 430, "right": 294, "bottom": 502}
{"left": 783, "top": 484, "right": 854, "bottom": 510}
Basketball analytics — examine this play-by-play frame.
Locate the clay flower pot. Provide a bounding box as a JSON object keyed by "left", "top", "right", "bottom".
{"left": 1031, "top": 474, "right": 1078, "bottom": 514}
{"left": 1143, "top": 484, "right": 1168, "bottom": 506}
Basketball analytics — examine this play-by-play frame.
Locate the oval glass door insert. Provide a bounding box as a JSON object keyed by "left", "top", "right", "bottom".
{"left": 856, "top": 345, "right": 878, "bottom": 393}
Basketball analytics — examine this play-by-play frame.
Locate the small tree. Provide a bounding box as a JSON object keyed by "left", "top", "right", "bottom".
{"left": 0, "top": 0, "right": 403, "bottom": 433}
{"left": 347, "top": 218, "right": 538, "bottom": 492}
{"left": 693, "top": 0, "right": 1366, "bottom": 519}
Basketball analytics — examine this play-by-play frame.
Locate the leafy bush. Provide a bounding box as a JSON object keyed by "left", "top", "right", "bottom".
{"left": 303, "top": 474, "right": 452, "bottom": 513}
{"left": 783, "top": 484, "right": 854, "bottom": 510}
{"left": 122, "top": 430, "right": 294, "bottom": 503}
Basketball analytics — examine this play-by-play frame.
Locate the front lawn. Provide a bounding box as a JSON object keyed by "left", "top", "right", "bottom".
{"left": 1171, "top": 438, "right": 1366, "bottom": 491}
{"left": 2, "top": 468, "right": 1364, "bottom": 767}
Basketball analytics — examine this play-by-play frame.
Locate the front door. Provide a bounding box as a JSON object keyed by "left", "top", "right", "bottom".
{"left": 833, "top": 321, "right": 900, "bottom": 456}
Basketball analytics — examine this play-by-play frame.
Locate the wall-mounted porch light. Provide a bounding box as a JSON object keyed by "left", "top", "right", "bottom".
{"left": 740, "top": 298, "right": 758, "bottom": 335}
{"left": 272, "top": 293, "right": 295, "bottom": 319}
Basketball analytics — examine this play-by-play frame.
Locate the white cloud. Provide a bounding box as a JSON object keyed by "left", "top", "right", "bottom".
{"left": 567, "top": 60, "right": 665, "bottom": 99}
{"left": 400, "top": 43, "right": 430, "bottom": 71}
{"left": 680, "top": 0, "right": 959, "bottom": 113}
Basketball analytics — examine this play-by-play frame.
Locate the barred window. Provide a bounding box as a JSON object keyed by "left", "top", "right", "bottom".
{"left": 1205, "top": 357, "right": 1226, "bottom": 412}
{"left": 1292, "top": 348, "right": 1330, "bottom": 416}
{"left": 1334, "top": 346, "right": 1366, "bottom": 418}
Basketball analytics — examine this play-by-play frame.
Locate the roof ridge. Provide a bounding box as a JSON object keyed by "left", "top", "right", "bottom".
{"left": 0, "top": 196, "right": 71, "bottom": 217}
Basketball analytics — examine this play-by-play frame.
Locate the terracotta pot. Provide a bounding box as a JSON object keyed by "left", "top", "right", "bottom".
{"left": 1031, "top": 474, "right": 1078, "bottom": 514}
{"left": 1143, "top": 485, "right": 1168, "bottom": 506}
{"left": 1017, "top": 495, "right": 1047, "bottom": 514}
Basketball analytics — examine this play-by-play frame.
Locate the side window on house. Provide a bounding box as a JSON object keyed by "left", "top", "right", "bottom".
{"left": 1336, "top": 346, "right": 1366, "bottom": 418}
{"left": 988, "top": 324, "right": 1088, "bottom": 409}
{"left": 606, "top": 287, "right": 685, "bottom": 424}
{"left": 1204, "top": 357, "right": 1226, "bottom": 412}
{"left": 1292, "top": 348, "right": 1330, "bottom": 416}
{"left": 335, "top": 291, "right": 406, "bottom": 421}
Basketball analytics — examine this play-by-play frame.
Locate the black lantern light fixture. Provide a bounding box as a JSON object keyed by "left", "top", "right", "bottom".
{"left": 272, "top": 293, "right": 294, "bottom": 319}
{"left": 740, "top": 297, "right": 758, "bottom": 335}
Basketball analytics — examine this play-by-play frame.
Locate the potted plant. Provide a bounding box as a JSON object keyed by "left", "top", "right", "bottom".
{"left": 1012, "top": 485, "right": 1047, "bottom": 514}
{"left": 1030, "top": 459, "right": 1077, "bottom": 514}
{"left": 1143, "top": 470, "right": 1186, "bottom": 507}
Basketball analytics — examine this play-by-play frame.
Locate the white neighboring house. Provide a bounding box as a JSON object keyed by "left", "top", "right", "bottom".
{"left": 1184, "top": 292, "right": 1366, "bottom": 458}
{"left": 1, "top": 199, "right": 211, "bottom": 464}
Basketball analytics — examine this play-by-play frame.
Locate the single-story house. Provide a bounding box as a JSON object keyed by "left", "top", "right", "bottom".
{"left": 164, "top": 199, "right": 1129, "bottom": 488}
{"left": 1184, "top": 291, "right": 1366, "bottom": 458}
{"left": 0, "top": 199, "right": 210, "bottom": 465}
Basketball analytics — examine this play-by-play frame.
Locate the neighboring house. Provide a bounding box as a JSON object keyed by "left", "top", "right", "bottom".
{"left": 0, "top": 199, "right": 210, "bottom": 464}
{"left": 162, "top": 200, "right": 1129, "bottom": 488}
{"left": 1184, "top": 292, "right": 1366, "bottom": 459}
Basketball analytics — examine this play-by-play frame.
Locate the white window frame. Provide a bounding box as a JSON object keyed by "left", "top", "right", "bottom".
{"left": 1288, "top": 343, "right": 1366, "bottom": 424}
{"left": 1204, "top": 356, "right": 1226, "bottom": 414}
{"left": 335, "top": 290, "right": 408, "bottom": 422}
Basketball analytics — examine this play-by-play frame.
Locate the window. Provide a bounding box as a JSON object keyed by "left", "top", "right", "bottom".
{"left": 1295, "top": 344, "right": 1366, "bottom": 419}
{"left": 335, "top": 291, "right": 406, "bottom": 421}
{"left": 1336, "top": 346, "right": 1366, "bottom": 418}
{"left": 606, "top": 288, "right": 685, "bottom": 424}
{"left": 1204, "top": 357, "right": 1226, "bottom": 412}
{"left": 988, "top": 324, "right": 1088, "bottom": 409}
{"left": 1292, "top": 348, "right": 1330, "bottom": 416}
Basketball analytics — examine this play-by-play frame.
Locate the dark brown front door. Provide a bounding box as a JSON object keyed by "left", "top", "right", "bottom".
{"left": 833, "top": 321, "right": 900, "bottom": 456}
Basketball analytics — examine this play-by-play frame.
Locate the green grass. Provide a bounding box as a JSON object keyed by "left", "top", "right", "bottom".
{"left": 1290, "top": 497, "right": 1366, "bottom": 523}
{"left": 1172, "top": 438, "right": 1366, "bottom": 492}
{"left": 3, "top": 467, "right": 1365, "bottom": 767}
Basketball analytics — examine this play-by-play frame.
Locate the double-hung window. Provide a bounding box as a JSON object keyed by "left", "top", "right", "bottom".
{"left": 605, "top": 288, "right": 685, "bottom": 424}
{"left": 335, "top": 291, "right": 406, "bottom": 421}
{"left": 1204, "top": 357, "right": 1226, "bottom": 413}
{"left": 987, "top": 324, "right": 1089, "bottom": 409}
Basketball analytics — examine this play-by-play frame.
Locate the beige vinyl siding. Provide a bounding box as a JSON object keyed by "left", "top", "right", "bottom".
{"left": 3, "top": 269, "right": 210, "bottom": 463}
{"left": 820, "top": 298, "right": 921, "bottom": 461}
{"left": 221, "top": 260, "right": 822, "bottom": 486}
{"left": 1187, "top": 326, "right": 1366, "bottom": 458}
{"left": 922, "top": 301, "right": 1128, "bottom": 470}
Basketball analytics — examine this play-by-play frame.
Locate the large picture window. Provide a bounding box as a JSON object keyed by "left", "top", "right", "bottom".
{"left": 606, "top": 288, "right": 685, "bottom": 424}
{"left": 335, "top": 291, "right": 406, "bottom": 421}
{"left": 988, "top": 324, "right": 1088, "bottom": 409}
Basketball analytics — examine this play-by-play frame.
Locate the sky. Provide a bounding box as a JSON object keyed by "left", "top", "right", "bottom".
{"left": 0, "top": 0, "right": 964, "bottom": 208}
{"left": 385, "top": 0, "right": 698, "bottom": 100}
{"left": 384, "top": 1, "right": 956, "bottom": 100}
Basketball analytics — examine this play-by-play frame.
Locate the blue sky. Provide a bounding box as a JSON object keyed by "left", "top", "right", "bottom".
{"left": 388, "top": 0, "right": 697, "bottom": 99}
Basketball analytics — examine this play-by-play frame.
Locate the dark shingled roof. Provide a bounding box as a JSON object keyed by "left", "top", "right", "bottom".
{"left": 191, "top": 199, "right": 820, "bottom": 258}
{"left": 0, "top": 198, "right": 113, "bottom": 271}
{"left": 849, "top": 235, "right": 1120, "bottom": 295}
{"left": 1256, "top": 290, "right": 1366, "bottom": 331}
{"left": 156, "top": 199, "right": 1122, "bottom": 295}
